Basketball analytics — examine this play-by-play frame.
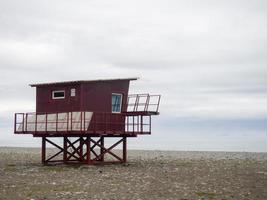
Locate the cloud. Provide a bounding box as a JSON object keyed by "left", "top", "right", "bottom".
{"left": 0, "top": 0, "right": 266, "bottom": 150}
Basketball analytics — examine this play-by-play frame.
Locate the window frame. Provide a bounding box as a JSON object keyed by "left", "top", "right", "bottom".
{"left": 52, "top": 90, "right": 65, "bottom": 99}
{"left": 111, "top": 93, "right": 123, "bottom": 113}
{"left": 70, "top": 88, "right": 76, "bottom": 97}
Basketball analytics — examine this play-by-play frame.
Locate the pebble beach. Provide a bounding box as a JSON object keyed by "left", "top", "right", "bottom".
{"left": 0, "top": 147, "right": 266, "bottom": 200}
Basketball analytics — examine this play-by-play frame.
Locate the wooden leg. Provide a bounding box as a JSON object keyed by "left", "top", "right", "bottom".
{"left": 100, "top": 136, "right": 104, "bottom": 161}
{"left": 123, "top": 137, "right": 127, "bottom": 163}
{"left": 79, "top": 137, "right": 84, "bottom": 161}
{"left": 86, "top": 137, "right": 92, "bottom": 165}
{"left": 41, "top": 137, "right": 46, "bottom": 164}
{"left": 63, "top": 137, "right": 67, "bottom": 163}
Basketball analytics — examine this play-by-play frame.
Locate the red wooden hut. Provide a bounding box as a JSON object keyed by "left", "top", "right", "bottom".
{"left": 14, "top": 78, "right": 160, "bottom": 164}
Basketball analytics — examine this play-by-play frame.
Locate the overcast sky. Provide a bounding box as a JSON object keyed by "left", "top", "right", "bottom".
{"left": 0, "top": 0, "right": 267, "bottom": 151}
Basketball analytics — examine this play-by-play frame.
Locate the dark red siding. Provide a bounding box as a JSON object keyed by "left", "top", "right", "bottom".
{"left": 36, "top": 84, "right": 81, "bottom": 113}
{"left": 81, "top": 80, "right": 130, "bottom": 133}
{"left": 81, "top": 80, "right": 130, "bottom": 112}
{"left": 35, "top": 80, "right": 130, "bottom": 114}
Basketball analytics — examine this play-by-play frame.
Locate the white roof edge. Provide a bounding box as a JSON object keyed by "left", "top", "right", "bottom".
{"left": 30, "top": 77, "right": 139, "bottom": 87}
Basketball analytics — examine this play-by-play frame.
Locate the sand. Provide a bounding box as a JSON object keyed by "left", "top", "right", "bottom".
{"left": 0, "top": 147, "right": 266, "bottom": 200}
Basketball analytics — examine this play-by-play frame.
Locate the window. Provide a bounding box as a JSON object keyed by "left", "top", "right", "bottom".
{"left": 71, "top": 88, "right": 76, "bottom": 97}
{"left": 52, "top": 90, "right": 65, "bottom": 99}
{"left": 112, "top": 93, "right": 122, "bottom": 113}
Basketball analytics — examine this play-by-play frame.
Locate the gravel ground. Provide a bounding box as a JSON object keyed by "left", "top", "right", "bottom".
{"left": 0, "top": 147, "right": 266, "bottom": 200}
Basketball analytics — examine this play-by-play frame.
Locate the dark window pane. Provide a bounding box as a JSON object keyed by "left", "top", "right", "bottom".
{"left": 112, "top": 94, "right": 122, "bottom": 112}
{"left": 53, "top": 91, "right": 65, "bottom": 99}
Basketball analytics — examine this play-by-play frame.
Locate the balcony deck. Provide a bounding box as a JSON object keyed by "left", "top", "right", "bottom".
{"left": 14, "top": 94, "right": 160, "bottom": 137}
{"left": 14, "top": 111, "right": 152, "bottom": 137}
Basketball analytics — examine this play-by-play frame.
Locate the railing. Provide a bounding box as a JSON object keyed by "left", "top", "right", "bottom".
{"left": 126, "top": 94, "right": 161, "bottom": 113}
{"left": 14, "top": 111, "right": 151, "bottom": 135}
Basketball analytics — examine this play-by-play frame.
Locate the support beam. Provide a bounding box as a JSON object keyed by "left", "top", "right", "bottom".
{"left": 63, "top": 136, "right": 67, "bottom": 163}
{"left": 41, "top": 136, "right": 46, "bottom": 164}
{"left": 65, "top": 138, "right": 83, "bottom": 161}
{"left": 100, "top": 136, "right": 104, "bottom": 161}
{"left": 46, "top": 149, "right": 63, "bottom": 162}
{"left": 90, "top": 138, "right": 124, "bottom": 162}
{"left": 79, "top": 137, "right": 84, "bottom": 161}
{"left": 123, "top": 136, "right": 127, "bottom": 163}
{"left": 86, "top": 137, "right": 92, "bottom": 164}
{"left": 40, "top": 136, "right": 128, "bottom": 165}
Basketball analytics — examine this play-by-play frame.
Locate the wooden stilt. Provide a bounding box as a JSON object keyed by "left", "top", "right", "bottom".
{"left": 40, "top": 136, "right": 128, "bottom": 165}
{"left": 123, "top": 136, "right": 127, "bottom": 163}
{"left": 41, "top": 136, "right": 46, "bottom": 164}
{"left": 100, "top": 136, "right": 104, "bottom": 161}
{"left": 63, "top": 137, "right": 67, "bottom": 163}
{"left": 86, "top": 137, "right": 92, "bottom": 164}
{"left": 79, "top": 137, "right": 84, "bottom": 161}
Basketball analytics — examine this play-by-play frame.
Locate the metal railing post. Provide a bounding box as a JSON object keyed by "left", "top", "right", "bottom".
{"left": 132, "top": 116, "right": 134, "bottom": 133}
{"left": 145, "top": 95, "right": 150, "bottom": 112}
{"left": 123, "top": 114, "right": 126, "bottom": 134}
{"left": 157, "top": 95, "right": 161, "bottom": 113}
{"left": 14, "top": 114, "right": 17, "bottom": 133}
{"left": 83, "top": 112, "right": 86, "bottom": 132}
{"left": 127, "top": 115, "right": 129, "bottom": 132}
{"left": 67, "top": 112, "right": 69, "bottom": 132}
{"left": 25, "top": 113, "right": 28, "bottom": 132}
{"left": 149, "top": 115, "right": 151, "bottom": 133}
{"left": 137, "top": 115, "right": 139, "bottom": 132}
{"left": 22, "top": 113, "right": 25, "bottom": 132}
{"left": 104, "top": 112, "right": 107, "bottom": 133}
{"left": 80, "top": 111, "right": 82, "bottom": 132}
{"left": 134, "top": 95, "right": 138, "bottom": 112}
{"left": 56, "top": 113, "right": 58, "bottom": 132}
{"left": 70, "top": 112, "right": 73, "bottom": 131}
{"left": 93, "top": 113, "right": 96, "bottom": 133}
{"left": 141, "top": 115, "right": 143, "bottom": 133}
{"left": 35, "top": 113, "right": 37, "bottom": 132}
{"left": 45, "top": 113, "right": 48, "bottom": 133}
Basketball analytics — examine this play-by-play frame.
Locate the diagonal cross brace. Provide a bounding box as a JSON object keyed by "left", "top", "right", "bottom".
{"left": 90, "top": 138, "right": 123, "bottom": 162}
{"left": 45, "top": 138, "right": 80, "bottom": 161}
{"left": 66, "top": 138, "right": 86, "bottom": 161}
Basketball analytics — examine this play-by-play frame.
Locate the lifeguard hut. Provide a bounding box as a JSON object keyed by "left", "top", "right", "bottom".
{"left": 14, "top": 78, "right": 160, "bottom": 164}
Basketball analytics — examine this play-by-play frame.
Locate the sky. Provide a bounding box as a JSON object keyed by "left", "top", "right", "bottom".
{"left": 0, "top": 0, "right": 267, "bottom": 152}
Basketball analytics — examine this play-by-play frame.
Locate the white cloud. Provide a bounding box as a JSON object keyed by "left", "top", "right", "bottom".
{"left": 0, "top": 0, "right": 266, "bottom": 150}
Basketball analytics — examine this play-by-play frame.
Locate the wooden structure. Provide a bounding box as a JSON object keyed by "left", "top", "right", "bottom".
{"left": 14, "top": 78, "right": 160, "bottom": 164}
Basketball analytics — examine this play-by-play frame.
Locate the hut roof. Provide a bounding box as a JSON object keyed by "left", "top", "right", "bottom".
{"left": 30, "top": 77, "right": 138, "bottom": 87}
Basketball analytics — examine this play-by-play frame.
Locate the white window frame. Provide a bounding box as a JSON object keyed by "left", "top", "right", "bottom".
{"left": 71, "top": 88, "right": 76, "bottom": 97}
{"left": 111, "top": 93, "right": 123, "bottom": 113}
{"left": 52, "top": 90, "right": 65, "bottom": 99}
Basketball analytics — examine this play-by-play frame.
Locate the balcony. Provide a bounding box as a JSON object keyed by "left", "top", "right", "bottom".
{"left": 14, "top": 111, "right": 152, "bottom": 137}
{"left": 14, "top": 94, "right": 160, "bottom": 137}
